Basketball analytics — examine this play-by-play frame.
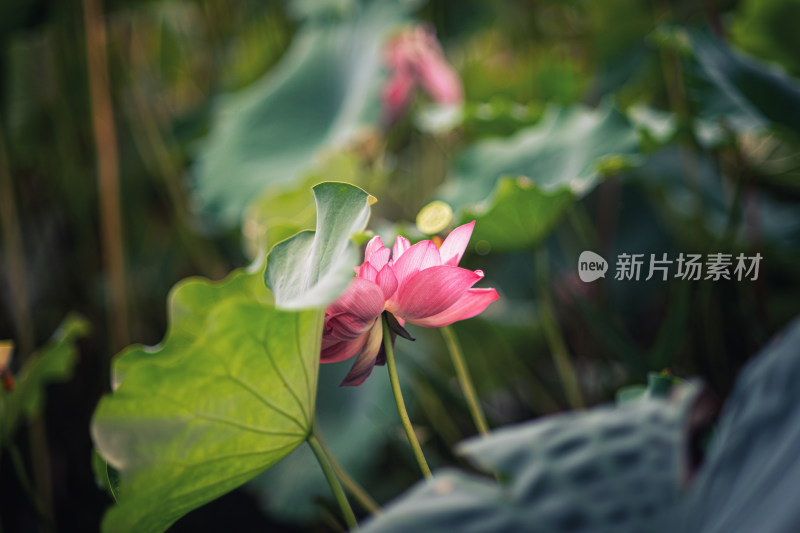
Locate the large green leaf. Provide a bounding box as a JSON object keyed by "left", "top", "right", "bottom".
{"left": 111, "top": 266, "right": 272, "bottom": 387}
{"left": 265, "top": 181, "right": 374, "bottom": 309}
{"left": 92, "top": 181, "right": 374, "bottom": 532}
{"left": 691, "top": 31, "right": 800, "bottom": 135}
{"left": 0, "top": 314, "right": 89, "bottom": 440}
{"left": 92, "top": 270, "right": 323, "bottom": 533}
{"left": 439, "top": 104, "right": 641, "bottom": 252}
{"left": 441, "top": 104, "right": 641, "bottom": 207}
{"left": 193, "top": 1, "right": 405, "bottom": 226}
{"left": 460, "top": 177, "right": 574, "bottom": 252}
{"left": 668, "top": 316, "right": 800, "bottom": 532}
{"left": 359, "top": 381, "right": 704, "bottom": 533}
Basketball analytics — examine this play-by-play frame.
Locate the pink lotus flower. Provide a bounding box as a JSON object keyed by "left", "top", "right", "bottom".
{"left": 322, "top": 221, "right": 499, "bottom": 386}
{"left": 382, "top": 24, "right": 464, "bottom": 125}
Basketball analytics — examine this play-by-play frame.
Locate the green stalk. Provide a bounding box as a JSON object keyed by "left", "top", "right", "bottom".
{"left": 382, "top": 316, "right": 432, "bottom": 478}
{"left": 536, "top": 251, "right": 585, "bottom": 409}
{"left": 308, "top": 426, "right": 358, "bottom": 530}
{"left": 440, "top": 326, "right": 490, "bottom": 436}
{"left": 313, "top": 427, "right": 381, "bottom": 515}
{"left": 540, "top": 290, "right": 585, "bottom": 409}
{"left": 8, "top": 444, "right": 53, "bottom": 530}
{"left": 410, "top": 378, "right": 463, "bottom": 446}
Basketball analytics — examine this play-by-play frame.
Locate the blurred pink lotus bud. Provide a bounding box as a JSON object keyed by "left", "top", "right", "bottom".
{"left": 381, "top": 24, "right": 464, "bottom": 124}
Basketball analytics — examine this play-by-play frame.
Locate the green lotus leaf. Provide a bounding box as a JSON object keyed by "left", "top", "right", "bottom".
{"left": 441, "top": 103, "right": 641, "bottom": 252}
{"left": 193, "top": 1, "right": 405, "bottom": 226}
{"left": 690, "top": 31, "right": 800, "bottom": 135}
{"left": 91, "top": 181, "right": 375, "bottom": 532}
{"left": 265, "top": 182, "right": 374, "bottom": 310}
{"left": 460, "top": 176, "right": 574, "bottom": 253}
{"left": 359, "top": 381, "right": 704, "bottom": 533}
{"left": 92, "top": 290, "right": 323, "bottom": 533}
{"left": 669, "top": 316, "right": 800, "bottom": 532}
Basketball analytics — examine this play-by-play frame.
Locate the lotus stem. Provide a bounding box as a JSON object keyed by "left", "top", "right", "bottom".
{"left": 8, "top": 443, "right": 53, "bottom": 530}
{"left": 441, "top": 326, "right": 490, "bottom": 436}
{"left": 312, "top": 427, "right": 381, "bottom": 515}
{"left": 540, "top": 289, "right": 585, "bottom": 409}
{"left": 382, "top": 315, "right": 432, "bottom": 479}
{"left": 308, "top": 426, "right": 358, "bottom": 530}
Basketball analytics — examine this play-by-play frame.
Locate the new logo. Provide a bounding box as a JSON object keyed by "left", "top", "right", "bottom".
{"left": 578, "top": 251, "right": 608, "bottom": 282}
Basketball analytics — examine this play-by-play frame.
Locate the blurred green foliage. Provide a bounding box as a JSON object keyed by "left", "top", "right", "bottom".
{"left": 0, "top": 314, "right": 89, "bottom": 441}
{"left": 2, "top": 0, "right": 800, "bottom": 531}
{"left": 731, "top": 0, "right": 800, "bottom": 76}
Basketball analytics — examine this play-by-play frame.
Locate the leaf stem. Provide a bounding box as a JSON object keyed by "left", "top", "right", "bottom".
{"left": 382, "top": 315, "right": 432, "bottom": 479}
{"left": 312, "top": 427, "right": 381, "bottom": 515}
{"left": 540, "top": 290, "right": 585, "bottom": 409}
{"left": 308, "top": 427, "right": 358, "bottom": 530}
{"left": 541, "top": 295, "right": 584, "bottom": 409}
{"left": 440, "top": 326, "right": 490, "bottom": 436}
{"left": 8, "top": 443, "right": 53, "bottom": 530}
{"left": 536, "top": 251, "right": 585, "bottom": 409}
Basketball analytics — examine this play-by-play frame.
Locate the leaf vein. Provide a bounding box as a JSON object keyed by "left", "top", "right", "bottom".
{"left": 191, "top": 410, "right": 305, "bottom": 438}
{"left": 175, "top": 442, "right": 301, "bottom": 469}
{"left": 294, "top": 313, "right": 313, "bottom": 414}
{"left": 256, "top": 329, "right": 311, "bottom": 427}
{"left": 223, "top": 373, "right": 307, "bottom": 433}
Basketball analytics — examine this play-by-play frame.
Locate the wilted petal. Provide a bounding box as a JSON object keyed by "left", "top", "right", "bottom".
{"left": 386, "top": 311, "right": 415, "bottom": 340}
{"left": 392, "top": 235, "right": 411, "bottom": 261}
{"left": 376, "top": 265, "right": 399, "bottom": 301}
{"left": 391, "top": 240, "right": 441, "bottom": 287}
{"left": 340, "top": 319, "right": 384, "bottom": 386}
{"left": 321, "top": 330, "right": 370, "bottom": 364}
{"left": 407, "top": 288, "right": 499, "bottom": 328}
{"left": 439, "top": 220, "right": 475, "bottom": 266}
{"left": 324, "top": 312, "right": 373, "bottom": 341}
{"left": 326, "top": 278, "right": 384, "bottom": 335}
{"left": 389, "top": 266, "right": 483, "bottom": 320}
